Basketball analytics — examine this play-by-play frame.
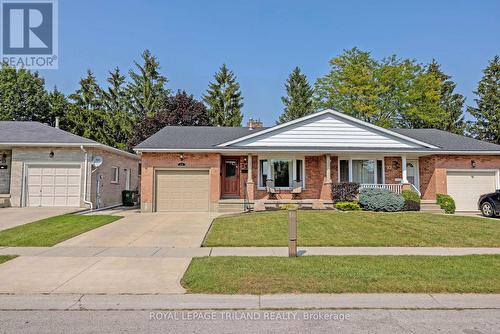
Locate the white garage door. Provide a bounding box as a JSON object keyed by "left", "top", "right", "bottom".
{"left": 155, "top": 170, "right": 209, "bottom": 212}
{"left": 27, "top": 165, "right": 81, "bottom": 207}
{"left": 447, "top": 170, "right": 497, "bottom": 211}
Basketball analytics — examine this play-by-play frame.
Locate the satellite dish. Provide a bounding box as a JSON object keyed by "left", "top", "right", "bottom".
{"left": 91, "top": 155, "right": 103, "bottom": 168}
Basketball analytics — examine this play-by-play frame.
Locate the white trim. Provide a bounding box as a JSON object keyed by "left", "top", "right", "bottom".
{"left": 111, "top": 166, "right": 120, "bottom": 184}
{"left": 134, "top": 147, "right": 500, "bottom": 155}
{"left": 257, "top": 156, "right": 306, "bottom": 190}
{"left": 216, "top": 109, "right": 438, "bottom": 149}
{"left": 406, "top": 159, "right": 420, "bottom": 191}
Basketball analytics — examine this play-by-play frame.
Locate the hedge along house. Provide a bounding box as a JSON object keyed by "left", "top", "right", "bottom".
{"left": 0, "top": 121, "right": 140, "bottom": 209}
{"left": 134, "top": 110, "right": 500, "bottom": 213}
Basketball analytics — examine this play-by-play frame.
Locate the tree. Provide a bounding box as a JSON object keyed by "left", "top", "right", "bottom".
{"left": 278, "top": 67, "right": 314, "bottom": 123}
{"left": 126, "top": 50, "right": 169, "bottom": 118}
{"left": 102, "top": 67, "right": 134, "bottom": 150}
{"left": 67, "top": 70, "right": 112, "bottom": 145}
{"left": 0, "top": 64, "right": 50, "bottom": 123}
{"left": 47, "top": 87, "right": 70, "bottom": 128}
{"left": 467, "top": 56, "right": 500, "bottom": 144}
{"left": 203, "top": 64, "right": 244, "bottom": 126}
{"left": 128, "top": 90, "right": 210, "bottom": 149}
{"left": 427, "top": 60, "right": 466, "bottom": 134}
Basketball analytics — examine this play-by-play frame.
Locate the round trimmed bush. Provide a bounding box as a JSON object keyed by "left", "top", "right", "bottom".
{"left": 359, "top": 188, "right": 405, "bottom": 212}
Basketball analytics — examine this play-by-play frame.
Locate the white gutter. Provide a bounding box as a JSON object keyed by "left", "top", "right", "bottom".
{"left": 80, "top": 145, "right": 93, "bottom": 210}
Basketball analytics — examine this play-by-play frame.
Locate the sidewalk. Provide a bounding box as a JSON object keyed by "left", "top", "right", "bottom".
{"left": 1, "top": 246, "right": 500, "bottom": 257}
{"left": 0, "top": 293, "right": 499, "bottom": 310}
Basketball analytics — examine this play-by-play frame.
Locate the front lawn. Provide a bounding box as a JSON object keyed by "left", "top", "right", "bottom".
{"left": 0, "top": 214, "right": 121, "bottom": 247}
{"left": 0, "top": 255, "right": 17, "bottom": 265}
{"left": 204, "top": 211, "right": 500, "bottom": 247}
{"left": 182, "top": 255, "right": 500, "bottom": 294}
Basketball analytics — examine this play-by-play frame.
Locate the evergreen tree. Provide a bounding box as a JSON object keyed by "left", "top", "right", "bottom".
{"left": 467, "top": 56, "right": 500, "bottom": 144}
{"left": 102, "top": 68, "right": 134, "bottom": 150}
{"left": 278, "top": 67, "right": 314, "bottom": 123}
{"left": 126, "top": 50, "right": 169, "bottom": 118}
{"left": 67, "top": 70, "right": 112, "bottom": 145}
{"left": 0, "top": 64, "right": 50, "bottom": 122}
{"left": 47, "top": 87, "right": 70, "bottom": 128}
{"left": 427, "top": 60, "right": 466, "bottom": 134}
{"left": 203, "top": 64, "right": 244, "bottom": 126}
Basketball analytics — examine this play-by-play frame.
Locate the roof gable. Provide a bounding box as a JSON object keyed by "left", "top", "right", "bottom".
{"left": 220, "top": 110, "right": 436, "bottom": 149}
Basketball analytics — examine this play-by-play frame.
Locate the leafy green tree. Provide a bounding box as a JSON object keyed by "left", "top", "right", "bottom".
{"left": 128, "top": 90, "right": 210, "bottom": 149}
{"left": 126, "top": 50, "right": 169, "bottom": 118}
{"left": 278, "top": 67, "right": 314, "bottom": 123}
{"left": 203, "top": 64, "right": 244, "bottom": 126}
{"left": 67, "top": 70, "right": 112, "bottom": 145}
{"left": 467, "top": 56, "right": 500, "bottom": 144}
{"left": 0, "top": 64, "right": 50, "bottom": 122}
{"left": 427, "top": 60, "right": 466, "bottom": 134}
{"left": 102, "top": 68, "right": 134, "bottom": 150}
{"left": 47, "top": 87, "right": 70, "bottom": 128}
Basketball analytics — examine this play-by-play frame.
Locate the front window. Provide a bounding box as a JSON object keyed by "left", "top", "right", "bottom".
{"left": 259, "top": 158, "right": 304, "bottom": 188}
{"left": 339, "top": 159, "right": 384, "bottom": 184}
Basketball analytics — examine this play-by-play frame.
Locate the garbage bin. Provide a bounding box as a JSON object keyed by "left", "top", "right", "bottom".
{"left": 122, "top": 190, "right": 135, "bottom": 206}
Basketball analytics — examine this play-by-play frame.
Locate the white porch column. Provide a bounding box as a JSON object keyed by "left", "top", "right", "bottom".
{"left": 401, "top": 155, "right": 408, "bottom": 183}
{"left": 325, "top": 154, "right": 332, "bottom": 183}
{"left": 247, "top": 154, "right": 253, "bottom": 183}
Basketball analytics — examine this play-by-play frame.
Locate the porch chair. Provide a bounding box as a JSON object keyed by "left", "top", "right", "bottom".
{"left": 291, "top": 180, "right": 302, "bottom": 199}
{"left": 266, "top": 179, "right": 277, "bottom": 199}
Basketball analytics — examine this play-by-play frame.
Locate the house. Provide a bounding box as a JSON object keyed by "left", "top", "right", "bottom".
{"left": 0, "top": 121, "right": 140, "bottom": 209}
{"left": 134, "top": 110, "right": 500, "bottom": 213}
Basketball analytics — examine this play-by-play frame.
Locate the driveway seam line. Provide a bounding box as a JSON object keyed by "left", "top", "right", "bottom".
{"left": 48, "top": 258, "right": 104, "bottom": 294}
{"left": 92, "top": 247, "right": 110, "bottom": 257}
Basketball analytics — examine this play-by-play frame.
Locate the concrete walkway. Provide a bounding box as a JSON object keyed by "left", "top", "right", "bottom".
{"left": 2, "top": 246, "right": 500, "bottom": 257}
{"left": 0, "top": 293, "right": 499, "bottom": 310}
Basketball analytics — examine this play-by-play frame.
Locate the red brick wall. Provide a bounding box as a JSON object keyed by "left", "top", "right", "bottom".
{"left": 419, "top": 155, "right": 500, "bottom": 200}
{"left": 140, "top": 152, "right": 220, "bottom": 212}
{"left": 384, "top": 157, "right": 403, "bottom": 183}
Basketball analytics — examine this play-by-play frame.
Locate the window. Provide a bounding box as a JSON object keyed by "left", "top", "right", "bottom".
{"left": 338, "top": 159, "right": 384, "bottom": 184}
{"left": 339, "top": 160, "right": 349, "bottom": 182}
{"left": 111, "top": 166, "right": 119, "bottom": 183}
{"left": 138, "top": 163, "right": 142, "bottom": 176}
{"left": 258, "top": 158, "right": 304, "bottom": 188}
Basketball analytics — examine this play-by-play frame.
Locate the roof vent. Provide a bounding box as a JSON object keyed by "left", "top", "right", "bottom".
{"left": 247, "top": 118, "right": 263, "bottom": 130}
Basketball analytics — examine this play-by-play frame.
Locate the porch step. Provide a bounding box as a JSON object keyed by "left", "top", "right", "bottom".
{"left": 218, "top": 199, "right": 249, "bottom": 213}
{"left": 420, "top": 201, "right": 445, "bottom": 214}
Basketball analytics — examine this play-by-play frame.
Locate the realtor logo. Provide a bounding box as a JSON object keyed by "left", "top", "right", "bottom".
{"left": 1, "top": 0, "right": 58, "bottom": 69}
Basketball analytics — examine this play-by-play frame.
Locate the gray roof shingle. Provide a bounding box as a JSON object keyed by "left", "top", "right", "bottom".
{"left": 0, "top": 121, "right": 96, "bottom": 144}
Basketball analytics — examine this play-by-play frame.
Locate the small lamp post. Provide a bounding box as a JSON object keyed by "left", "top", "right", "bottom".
{"left": 288, "top": 208, "right": 297, "bottom": 257}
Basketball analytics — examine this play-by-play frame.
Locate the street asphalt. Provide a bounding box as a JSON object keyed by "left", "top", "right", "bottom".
{"left": 0, "top": 309, "right": 498, "bottom": 333}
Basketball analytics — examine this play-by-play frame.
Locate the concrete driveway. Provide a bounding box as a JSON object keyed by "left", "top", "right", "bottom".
{"left": 0, "top": 211, "right": 218, "bottom": 294}
{"left": 0, "top": 207, "right": 77, "bottom": 231}
{"left": 57, "top": 211, "right": 218, "bottom": 248}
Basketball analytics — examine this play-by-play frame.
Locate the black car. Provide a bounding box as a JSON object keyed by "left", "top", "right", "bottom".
{"left": 478, "top": 189, "right": 500, "bottom": 217}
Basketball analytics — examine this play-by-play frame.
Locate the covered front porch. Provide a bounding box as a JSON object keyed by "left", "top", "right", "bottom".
{"left": 219, "top": 153, "right": 421, "bottom": 209}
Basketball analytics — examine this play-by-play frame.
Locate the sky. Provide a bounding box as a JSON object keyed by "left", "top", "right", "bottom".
{"left": 40, "top": 0, "right": 500, "bottom": 126}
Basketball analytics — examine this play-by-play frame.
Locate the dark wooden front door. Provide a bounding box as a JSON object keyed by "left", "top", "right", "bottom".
{"left": 222, "top": 157, "right": 240, "bottom": 197}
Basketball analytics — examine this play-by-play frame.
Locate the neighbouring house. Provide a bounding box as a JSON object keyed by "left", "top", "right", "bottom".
{"left": 134, "top": 109, "right": 500, "bottom": 213}
{"left": 0, "top": 121, "right": 140, "bottom": 209}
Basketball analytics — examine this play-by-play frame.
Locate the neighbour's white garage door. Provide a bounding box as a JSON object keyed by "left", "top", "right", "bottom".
{"left": 155, "top": 170, "right": 209, "bottom": 212}
{"left": 27, "top": 165, "right": 81, "bottom": 207}
{"left": 447, "top": 170, "right": 497, "bottom": 211}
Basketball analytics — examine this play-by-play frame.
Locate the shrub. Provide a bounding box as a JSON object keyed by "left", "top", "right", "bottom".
{"left": 279, "top": 203, "right": 299, "bottom": 210}
{"left": 402, "top": 189, "right": 420, "bottom": 211}
{"left": 332, "top": 182, "right": 360, "bottom": 203}
{"left": 436, "top": 194, "right": 456, "bottom": 214}
{"left": 335, "top": 201, "right": 361, "bottom": 211}
{"left": 358, "top": 188, "right": 405, "bottom": 212}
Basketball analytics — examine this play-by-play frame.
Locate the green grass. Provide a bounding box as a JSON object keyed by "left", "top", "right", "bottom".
{"left": 204, "top": 211, "right": 500, "bottom": 247}
{"left": 0, "top": 255, "right": 17, "bottom": 264}
{"left": 0, "top": 214, "right": 122, "bottom": 247}
{"left": 182, "top": 255, "right": 500, "bottom": 294}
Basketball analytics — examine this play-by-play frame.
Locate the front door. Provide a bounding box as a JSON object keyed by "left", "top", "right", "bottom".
{"left": 406, "top": 160, "right": 419, "bottom": 190}
{"left": 222, "top": 157, "right": 240, "bottom": 198}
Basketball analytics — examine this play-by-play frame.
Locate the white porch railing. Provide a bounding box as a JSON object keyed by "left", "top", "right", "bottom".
{"left": 360, "top": 184, "right": 403, "bottom": 194}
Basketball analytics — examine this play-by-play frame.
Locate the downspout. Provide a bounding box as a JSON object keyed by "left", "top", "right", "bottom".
{"left": 80, "top": 146, "right": 93, "bottom": 210}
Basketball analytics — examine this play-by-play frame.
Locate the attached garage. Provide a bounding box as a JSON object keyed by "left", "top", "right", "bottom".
{"left": 447, "top": 170, "right": 498, "bottom": 211}
{"left": 26, "top": 165, "right": 82, "bottom": 207}
{"left": 155, "top": 169, "right": 210, "bottom": 212}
